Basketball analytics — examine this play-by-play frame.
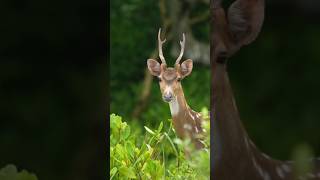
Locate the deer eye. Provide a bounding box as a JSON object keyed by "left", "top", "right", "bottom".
{"left": 157, "top": 77, "right": 162, "bottom": 82}
{"left": 177, "top": 77, "right": 182, "bottom": 82}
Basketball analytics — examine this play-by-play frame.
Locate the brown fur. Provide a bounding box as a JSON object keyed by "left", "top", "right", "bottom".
{"left": 162, "top": 68, "right": 177, "bottom": 81}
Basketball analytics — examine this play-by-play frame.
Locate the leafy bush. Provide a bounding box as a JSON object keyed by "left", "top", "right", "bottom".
{"left": 0, "top": 164, "right": 37, "bottom": 180}
{"left": 110, "top": 110, "right": 210, "bottom": 179}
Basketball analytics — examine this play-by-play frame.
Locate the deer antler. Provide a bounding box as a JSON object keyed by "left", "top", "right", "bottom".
{"left": 175, "top": 33, "right": 186, "bottom": 65}
{"left": 158, "top": 28, "right": 167, "bottom": 64}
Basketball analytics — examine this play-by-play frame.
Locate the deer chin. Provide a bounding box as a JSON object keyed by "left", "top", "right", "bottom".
{"left": 169, "top": 97, "right": 179, "bottom": 116}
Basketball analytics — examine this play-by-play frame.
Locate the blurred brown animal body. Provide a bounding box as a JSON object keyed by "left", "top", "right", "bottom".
{"left": 147, "top": 29, "right": 204, "bottom": 149}
{"left": 211, "top": 0, "right": 320, "bottom": 179}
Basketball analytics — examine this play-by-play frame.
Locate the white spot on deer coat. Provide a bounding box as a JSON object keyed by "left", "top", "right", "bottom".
{"left": 262, "top": 153, "right": 271, "bottom": 160}
{"left": 281, "top": 164, "right": 291, "bottom": 173}
{"left": 263, "top": 173, "right": 271, "bottom": 180}
{"left": 252, "top": 157, "right": 271, "bottom": 180}
{"left": 244, "top": 138, "right": 249, "bottom": 148}
{"left": 276, "top": 166, "right": 285, "bottom": 178}
{"left": 195, "top": 127, "right": 199, "bottom": 133}
{"left": 188, "top": 111, "right": 195, "bottom": 120}
{"left": 298, "top": 176, "right": 304, "bottom": 180}
{"left": 196, "top": 113, "right": 200, "bottom": 118}
{"left": 307, "top": 173, "right": 315, "bottom": 178}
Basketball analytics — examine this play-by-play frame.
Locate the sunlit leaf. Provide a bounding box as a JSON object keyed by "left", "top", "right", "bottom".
{"left": 157, "top": 122, "right": 163, "bottom": 132}
{"left": 123, "top": 125, "right": 131, "bottom": 139}
{"left": 110, "top": 167, "right": 118, "bottom": 179}
{"left": 144, "top": 126, "right": 155, "bottom": 135}
{"left": 119, "top": 166, "right": 136, "bottom": 179}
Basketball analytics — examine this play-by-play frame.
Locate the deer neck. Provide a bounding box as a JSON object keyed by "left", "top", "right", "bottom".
{"left": 169, "top": 87, "right": 189, "bottom": 118}
{"left": 211, "top": 62, "right": 289, "bottom": 179}
{"left": 212, "top": 63, "right": 250, "bottom": 161}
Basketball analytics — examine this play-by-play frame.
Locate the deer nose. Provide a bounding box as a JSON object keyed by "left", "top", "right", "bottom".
{"left": 163, "top": 93, "right": 173, "bottom": 102}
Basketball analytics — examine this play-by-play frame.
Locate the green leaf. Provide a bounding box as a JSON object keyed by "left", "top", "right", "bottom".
{"left": 123, "top": 125, "right": 131, "bottom": 139}
{"left": 115, "top": 144, "right": 126, "bottom": 160}
{"left": 146, "top": 144, "right": 153, "bottom": 155}
{"left": 119, "top": 166, "right": 136, "bottom": 179}
{"left": 0, "top": 164, "right": 17, "bottom": 175}
{"left": 110, "top": 114, "right": 122, "bottom": 129}
{"left": 144, "top": 126, "right": 155, "bottom": 135}
{"left": 153, "top": 160, "right": 163, "bottom": 178}
{"left": 110, "top": 135, "right": 117, "bottom": 146}
{"left": 16, "top": 170, "right": 38, "bottom": 180}
{"left": 110, "top": 167, "right": 118, "bottom": 179}
{"left": 144, "top": 151, "right": 151, "bottom": 160}
{"left": 144, "top": 160, "right": 155, "bottom": 174}
{"left": 164, "top": 133, "right": 178, "bottom": 156}
{"left": 126, "top": 141, "right": 135, "bottom": 159}
{"left": 157, "top": 122, "right": 163, "bottom": 132}
{"left": 200, "top": 107, "right": 209, "bottom": 119}
{"left": 121, "top": 121, "right": 128, "bottom": 130}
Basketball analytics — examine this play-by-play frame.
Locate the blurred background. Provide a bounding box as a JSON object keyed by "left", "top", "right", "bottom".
{"left": 111, "top": 0, "right": 320, "bottom": 165}
{"left": 0, "top": 0, "right": 107, "bottom": 180}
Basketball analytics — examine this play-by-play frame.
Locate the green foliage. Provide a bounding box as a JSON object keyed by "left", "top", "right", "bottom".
{"left": 0, "top": 164, "right": 38, "bottom": 180}
{"left": 110, "top": 0, "right": 160, "bottom": 93}
{"left": 110, "top": 113, "right": 210, "bottom": 179}
{"left": 292, "top": 143, "right": 315, "bottom": 178}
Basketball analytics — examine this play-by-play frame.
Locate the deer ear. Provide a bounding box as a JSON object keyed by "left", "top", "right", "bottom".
{"left": 227, "top": 0, "right": 264, "bottom": 46}
{"left": 180, "top": 59, "right": 193, "bottom": 78}
{"left": 147, "top": 59, "right": 161, "bottom": 76}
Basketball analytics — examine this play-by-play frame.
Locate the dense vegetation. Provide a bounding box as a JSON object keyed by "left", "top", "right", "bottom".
{"left": 110, "top": 112, "right": 210, "bottom": 179}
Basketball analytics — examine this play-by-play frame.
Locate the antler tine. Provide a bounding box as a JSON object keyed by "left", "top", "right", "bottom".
{"left": 175, "top": 33, "right": 186, "bottom": 65}
{"left": 158, "top": 28, "right": 167, "bottom": 64}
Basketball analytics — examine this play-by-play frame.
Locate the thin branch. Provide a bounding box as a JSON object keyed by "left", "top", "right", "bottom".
{"left": 189, "top": 11, "right": 210, "bottom": 25}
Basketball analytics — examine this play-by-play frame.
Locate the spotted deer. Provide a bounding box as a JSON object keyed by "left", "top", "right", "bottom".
{"left": 211, "top": 0, "right": 320, "bottom": 179}
{"left": 147, "top": 29, "right": 205, "bottom": 149}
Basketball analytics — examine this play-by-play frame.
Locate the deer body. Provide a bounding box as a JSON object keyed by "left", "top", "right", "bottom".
{"left": 211, "top": 0, "right": 320, "bottom": 179}
{"left": 147, "top": 29, "right": 204, "bottom": 149}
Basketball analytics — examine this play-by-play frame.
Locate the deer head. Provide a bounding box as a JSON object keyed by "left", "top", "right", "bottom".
{"left": 212, "top": 0, "right": 265, "bottom": 63}
{"left": 147, "top": 29, "right": 193, "bottom": 103}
